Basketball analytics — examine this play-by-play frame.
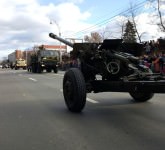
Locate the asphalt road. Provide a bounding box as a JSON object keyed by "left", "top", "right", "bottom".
{"left": 0, "top": 69, "right": 165, "bottom": 150}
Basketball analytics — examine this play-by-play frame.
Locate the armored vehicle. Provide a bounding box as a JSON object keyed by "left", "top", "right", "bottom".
{"left": 49, "top": 33, "right": 165, "bottom": 112}
{"left": 8, "top": 50, "right": 27, "bottom": 70}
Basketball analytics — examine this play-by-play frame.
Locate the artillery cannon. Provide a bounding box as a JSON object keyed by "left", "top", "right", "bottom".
{"left": 49, "top": 32, "right": 165, "bottom": 112}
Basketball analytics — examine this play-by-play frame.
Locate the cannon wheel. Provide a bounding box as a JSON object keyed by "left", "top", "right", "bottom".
{"left": 129, "top": 92, "right": 154, "bottom": 102}
{"left": 129, "top": 67, "right": 154, "bottom": 102}
{"left": 63, "top": 68, "right": 86, "bottom": 112}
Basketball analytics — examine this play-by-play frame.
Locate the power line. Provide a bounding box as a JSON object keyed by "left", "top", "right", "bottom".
{"left": 66, "top": 0, "right": 148, "bottom": 37}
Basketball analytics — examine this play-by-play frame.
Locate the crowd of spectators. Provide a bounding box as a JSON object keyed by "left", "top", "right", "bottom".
{"left": 140, "top": 39, "right": 165, "bottom": 73}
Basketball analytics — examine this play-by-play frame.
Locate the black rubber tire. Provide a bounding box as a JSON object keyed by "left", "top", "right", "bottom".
{"left": 63, "top": 68, "right": 86, "bottom": 112}
{"left": 37, "top": 64, "right": 42, "bottom": 73}
{"left": 53, "top": 67, "right": 58, "bottom": 73}
{"left": 32, "top": 65, "right": 37, "bottom": 73}
{"left": 129, "top": 92, "right": 154, "bottom": 102}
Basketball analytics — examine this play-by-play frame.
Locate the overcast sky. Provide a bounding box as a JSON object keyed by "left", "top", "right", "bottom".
{"left": 0, "top": 0, "right": 164, "bottom": 60}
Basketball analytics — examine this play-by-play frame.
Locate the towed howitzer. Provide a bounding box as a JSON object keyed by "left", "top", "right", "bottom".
{"left": 49, "top": 32, "right": 165, "bottom": 112}
{"left": 49, "top": 32, "right": 151, "bottom": 81}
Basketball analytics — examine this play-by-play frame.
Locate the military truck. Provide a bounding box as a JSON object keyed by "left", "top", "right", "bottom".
{"left": 27, "top": 46, "right": 60, "bottom": 73}
{"left": 8, "top": 50, "right": 27, "bottom": 70}
{"left": 49, "top": 33, "right": 165, "bottom": 113}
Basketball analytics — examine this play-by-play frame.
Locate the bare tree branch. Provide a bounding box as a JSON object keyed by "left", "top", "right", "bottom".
{"left": 129, "top": 3, "right": 142, "bottom": 43}
{"left": 157, "top": 0, "right": 165, "bottom": 32}
{"left": 84, "top": 32, "right": 102, "bottom": 43}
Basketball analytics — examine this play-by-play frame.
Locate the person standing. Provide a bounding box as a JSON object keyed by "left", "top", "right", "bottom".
{"left": 159, "top": 52, "right": 165, "bottom": 73}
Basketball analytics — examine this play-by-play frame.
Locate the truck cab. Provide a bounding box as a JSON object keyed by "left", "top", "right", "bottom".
{"left": 29, "top": 49, "right": 60, "bottom": 73}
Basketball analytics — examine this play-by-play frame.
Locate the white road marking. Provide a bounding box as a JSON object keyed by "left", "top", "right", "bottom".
{"left": 60, "top": 89, "right": 99, "bottom": 104}
{"left": 53, "top": 74, "right": 64, "bottom": 77}
{"left": 87, "top": 97, "right": 99, "bottom": 103}
{"left": 29, "top": 78, "right": 37, "bottom": 82}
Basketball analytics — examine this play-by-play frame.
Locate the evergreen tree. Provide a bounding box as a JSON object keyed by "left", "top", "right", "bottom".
{"left": 123, "top": 20, "right": 137, "bottom": 43}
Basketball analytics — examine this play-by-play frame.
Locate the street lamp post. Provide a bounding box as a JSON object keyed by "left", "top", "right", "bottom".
{"left": 50, "top": 20, "right": 62, "bottom": 62}
{"left": 50, "top": 20, "right": 61, "bottom": 37}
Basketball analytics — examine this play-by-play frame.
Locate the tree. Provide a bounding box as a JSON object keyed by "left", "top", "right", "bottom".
{"left": 123, "top": 20, "right": 137, "bottom": 43}
{"left": 114, "top": 16, "right": 128, "bottom": 39}
{"left": 84, "top": 32, "right": 103, "bottom": 43}
{"left": 148, "top": 0, "right": 165, "bottom": 32}
{"left": 129, "top": 2, "right": 142, "bottom": 43}
{"left": 157, "top": 0, "right": 165, "bottom": 32}
{"left": 97, "top": 26, "right": 113, "bottom": 40}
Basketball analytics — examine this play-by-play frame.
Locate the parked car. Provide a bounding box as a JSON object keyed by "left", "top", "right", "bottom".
{"left": 2, "top": 64, "right": 8, "bottom": 69}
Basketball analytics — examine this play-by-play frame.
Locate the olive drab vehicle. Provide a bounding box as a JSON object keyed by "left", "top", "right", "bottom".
{"left": 49, "top": 33, "right": 165, "bottom": 113}
{"left": 27, "top": 46, "right": 60, "bottom": 73}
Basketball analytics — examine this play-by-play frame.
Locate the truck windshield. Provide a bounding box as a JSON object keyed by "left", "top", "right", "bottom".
{"left": 41, "top": 50, "right": 59, "bottom": 57}
{"left": 16, "top": 60, "right": 25, "bottom": 63}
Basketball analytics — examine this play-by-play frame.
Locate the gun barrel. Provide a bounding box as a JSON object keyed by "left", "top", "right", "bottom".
{"left": 49, "top": 33, "right": 73, "bottom": 47}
